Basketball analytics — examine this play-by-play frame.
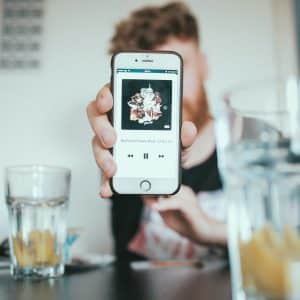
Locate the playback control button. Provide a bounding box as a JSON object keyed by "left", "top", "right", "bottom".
{"left": 140, "top": 180, "right": 151, "bottom": 192}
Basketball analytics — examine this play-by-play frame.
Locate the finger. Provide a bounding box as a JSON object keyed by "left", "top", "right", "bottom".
{"left": 92, "top": 136, "right": 117, "bottom": 178}
{"left": 181, "top": 121, "right": 197, "bottom": 149}
{"left": 95, "top": 84, "right": 113, "bottom": 114}
{"left": 100, "top": 178, "right": 113, "bottom": 198}
{"left": 152, "top": 197, "right": 181, "bottom": 212}
{"left": 87, "top": 102, "right": 116, "bottom": 148}
{"left": 143, "top": 196, "right": 158, "bottom": 208}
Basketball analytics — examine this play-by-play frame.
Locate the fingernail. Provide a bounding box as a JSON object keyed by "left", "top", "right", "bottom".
{"left": 100, "top": 185, "right": 109, "bottom": 198}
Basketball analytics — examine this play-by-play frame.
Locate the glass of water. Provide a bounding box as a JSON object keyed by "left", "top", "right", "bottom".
{"left": 5, "top": 165, "right": 71, "bottom": 279}
{"left": 213, "top": 78, "right": 300, "bottom": 300}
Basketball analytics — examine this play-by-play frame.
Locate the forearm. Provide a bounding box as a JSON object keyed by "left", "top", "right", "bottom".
{"left": 204, "top": 221, "right": 227, "bottom": 247}
{"left": 193, "top": 214, "right": 228, "bottom": 247}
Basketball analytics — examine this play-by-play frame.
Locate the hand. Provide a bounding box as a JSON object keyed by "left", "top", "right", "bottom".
{"left": 87, "top": 84, "right": 197, "bottom": 198}
{"left": 148, "top": 185, "right": 227, "bottom": 246}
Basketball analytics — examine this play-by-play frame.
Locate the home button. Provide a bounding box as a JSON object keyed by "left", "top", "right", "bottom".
{"left": 140, "top": 180, "right": 151, "bottom": 192}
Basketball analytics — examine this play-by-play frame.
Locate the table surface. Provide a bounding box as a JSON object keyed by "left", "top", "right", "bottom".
{"left": 0, "top": 261, "right": 231, "bottom": 300}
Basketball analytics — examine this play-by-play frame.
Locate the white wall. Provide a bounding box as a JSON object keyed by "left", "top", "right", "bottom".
{"left": 0, "top": 0, "right": 296, "bottom": 254}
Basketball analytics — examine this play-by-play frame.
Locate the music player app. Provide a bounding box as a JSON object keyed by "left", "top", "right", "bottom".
{"left": 114, "top": 68, "right": 180, "bottom": 180}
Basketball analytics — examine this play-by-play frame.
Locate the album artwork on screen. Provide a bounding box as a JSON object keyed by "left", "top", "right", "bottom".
{"left": 121, "top": 79, "right": 172, "bottom": 130}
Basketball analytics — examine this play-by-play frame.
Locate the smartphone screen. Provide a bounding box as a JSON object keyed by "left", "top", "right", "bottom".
{"left": 112, "top": 52, "right": 182, "bottom": 194}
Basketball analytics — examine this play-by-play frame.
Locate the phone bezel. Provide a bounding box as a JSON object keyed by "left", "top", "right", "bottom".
{"left": 110, "top": 50, "right": 183, "bottom": 195}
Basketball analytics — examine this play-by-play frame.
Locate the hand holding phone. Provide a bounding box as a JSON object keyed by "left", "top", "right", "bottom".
{"left": 86, "top": 53, "right": 197, "bottom": 196}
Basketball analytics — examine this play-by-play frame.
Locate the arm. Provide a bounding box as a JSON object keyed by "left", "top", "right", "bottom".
{"left": 149, "top": 185, "right": 227, "bottom": 247}
{"left": 86, "top": 84, "right": 198, "bottom": 261}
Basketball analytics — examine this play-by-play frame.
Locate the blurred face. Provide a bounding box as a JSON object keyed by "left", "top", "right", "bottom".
{"left": 155, "top": 38, "right": 210, "bottom": 130}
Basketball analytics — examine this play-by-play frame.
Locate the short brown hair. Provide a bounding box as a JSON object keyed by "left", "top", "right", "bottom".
{"left": 109, "top": 2, "right": 199, "bottom": 54}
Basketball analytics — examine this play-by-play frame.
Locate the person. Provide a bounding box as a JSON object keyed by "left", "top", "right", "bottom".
{"left": 87, "top": 2, "right": 227, "bottom": 262}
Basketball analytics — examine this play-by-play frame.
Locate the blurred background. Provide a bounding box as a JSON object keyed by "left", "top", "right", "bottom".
{"left": 0, "top": 0, "right": 298, "bottom": 255}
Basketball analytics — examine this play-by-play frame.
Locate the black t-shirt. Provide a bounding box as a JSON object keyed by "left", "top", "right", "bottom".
{"left": 111, "top": 149, "right": 222, "bottom": 262}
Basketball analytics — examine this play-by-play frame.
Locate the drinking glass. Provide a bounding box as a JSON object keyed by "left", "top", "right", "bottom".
{"left": 213, "top": 78, "right": 300, "bottom": 300}
{"left": 5, "top": 165, "right": 71, "bottom": 279}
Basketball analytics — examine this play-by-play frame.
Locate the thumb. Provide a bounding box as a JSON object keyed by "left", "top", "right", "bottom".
{"left": 181, "top": 121, "right": 197, "bottom": 148}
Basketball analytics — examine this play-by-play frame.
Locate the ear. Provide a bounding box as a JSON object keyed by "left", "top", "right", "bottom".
{"left": 199, "top": 51, "right": 209, "bottom": 81}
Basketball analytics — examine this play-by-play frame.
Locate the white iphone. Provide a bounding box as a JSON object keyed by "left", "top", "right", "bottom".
{"left": 110, "top": 51, "right": 182, "bottom": 195}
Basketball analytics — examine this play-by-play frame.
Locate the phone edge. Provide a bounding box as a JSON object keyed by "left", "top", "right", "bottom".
{"left": 109, "top": 50, "right": 183, "bottom": 196}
